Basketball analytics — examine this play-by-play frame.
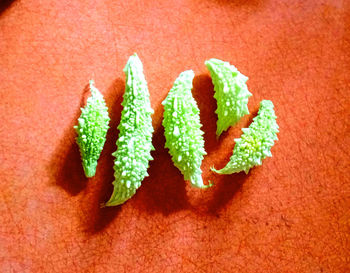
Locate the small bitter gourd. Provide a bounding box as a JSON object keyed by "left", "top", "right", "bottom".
{"left": 74, "top": 80, "right": 110, "bottom": 178}
{"left": 105, "top": 53, "right": 154, "bottom": 206}
{"left": 205, "top": 58, "right": 252, "bottom": 137}
{"left": 212, "top": 100, "right": 278, "bottom": 174}
{"left": 162, "top": 70, "right": 210, "bottom": 188}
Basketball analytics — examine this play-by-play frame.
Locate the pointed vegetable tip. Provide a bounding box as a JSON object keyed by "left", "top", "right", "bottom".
{"left": 83, "top": 161, "right": 97, "bottom": 178}
{"left": 190, "top": 173, "right": 213, "bottom": 189}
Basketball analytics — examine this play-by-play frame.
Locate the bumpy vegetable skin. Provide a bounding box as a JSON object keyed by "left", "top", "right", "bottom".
{"left": 162, "top": 70, "right": 210, "bottom": 188}
{"left": 74, "top": 80, "right": 110, "bottom": 178}
{"left": 212, "top": 100, "right": 278, "bottom": 174}
{"left": 105, "top": 53, "right": 154, "bottom": 206}
{"left": 205, "top": 58, "right": 252, "bottom": 137}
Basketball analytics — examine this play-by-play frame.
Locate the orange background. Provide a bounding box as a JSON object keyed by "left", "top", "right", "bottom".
{"left": 0, "top": 0, "right": 349, "bottom": 272}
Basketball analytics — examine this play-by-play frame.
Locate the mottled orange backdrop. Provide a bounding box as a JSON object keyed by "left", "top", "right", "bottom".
{"left": 0, "top": 0, "right": 349, "bottom": 272}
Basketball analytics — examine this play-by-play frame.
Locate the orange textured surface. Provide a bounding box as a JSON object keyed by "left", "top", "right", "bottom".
{"left": 0, "top": 0, "right": 349, "bottom": 272}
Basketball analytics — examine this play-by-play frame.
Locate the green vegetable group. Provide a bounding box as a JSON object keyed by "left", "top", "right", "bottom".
{"left": 74, "top": 80, "right": 110, "bottom": 178}
{"left": 74, "top": 55, "right": 279, "bottom": 206}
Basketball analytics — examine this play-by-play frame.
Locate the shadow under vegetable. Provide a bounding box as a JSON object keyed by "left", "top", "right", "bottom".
{"left": 49, "top": 83, "right": 91, "bottom": 196}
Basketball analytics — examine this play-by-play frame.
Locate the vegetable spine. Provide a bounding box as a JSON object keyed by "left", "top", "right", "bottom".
{"left": 74, "top": 80, "right": 110, "bottom": 178}
{"left": 105, "top": 53, "right": 154, "bottom": 206}
{"left": 212, "top": 100, "right": 278, "bottom": 174}
{"left": 205, "top": 58, "right": 252, "bottom": 137}
{"left": 162, "top": 70, "right": 209, "bottom": 188}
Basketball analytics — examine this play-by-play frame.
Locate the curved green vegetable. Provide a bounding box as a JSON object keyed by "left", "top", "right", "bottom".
{"left": 205, "top": 58, "right": 252, "bottom": 137}
{"left": 162, "top": 70, "right": 210, "bottom": 188}
{"left": 74, "top": 80, "right": 110, "bottom": 178}
{"left": 212, "top": 100, "right": 278, "bottom": 174}
{"left": 105, "top": 53, "right": 154, "bottom": 206}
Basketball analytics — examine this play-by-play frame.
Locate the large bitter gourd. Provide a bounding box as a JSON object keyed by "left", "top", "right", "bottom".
{"left": 162, "top": 70, "right": 210, "bottom": 188}
{"left": 105, "top": 53, "right": 154, "bottom": 206}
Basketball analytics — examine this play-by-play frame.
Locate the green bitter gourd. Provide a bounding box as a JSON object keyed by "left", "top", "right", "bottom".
{"left": 212, "top": 100, "right": 278, "bottom": 174}
{"left": 162, "top": 70, "right": 210, "bottom": 188}
{"left": 105, "top": 53, "right": 154, "bottom": 206}
{"left": 205, "top": 58, "right": 252, "bottom": 137}
{"left": 74, "top": 80, "right": 110, "bottom": 178}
